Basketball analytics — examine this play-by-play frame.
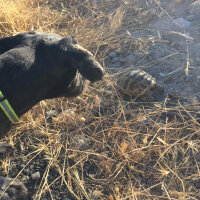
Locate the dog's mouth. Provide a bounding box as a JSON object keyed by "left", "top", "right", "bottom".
{"left": 61, "top": 72, "right": 87, "bottom": 98}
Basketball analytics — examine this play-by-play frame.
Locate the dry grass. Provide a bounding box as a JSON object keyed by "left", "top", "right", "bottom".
{"left": 0, "top": 0, "right": 61, "bottom": 35}
{"left": 0, "top": 0, "right": 200, "bottom": 199}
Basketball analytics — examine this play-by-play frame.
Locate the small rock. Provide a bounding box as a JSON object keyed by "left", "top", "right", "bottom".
{"left": 71, "top": 135, "right": 88, "bottom": 150}
{"left": 30, "top": 164, "right": 34, "bottom": 170}
{"left": 119, "top": 58, "right": 125, "bottom": 62}
{"left": 126, "top": 54, "right": 135, "bottom": 61}
{"left": 175, "top": 18, "right": 191, "bottom": 28}
{"left": 147, "top": 0, "right": 153, "bottom": 4}
{"left": 125, "top": 54, "right": 136, "bottom": 64}
{"left": 159, "top": 72, "right": 166, "bottom": 77}
{"left": 104, "top": 56, "right": 110, "bottom": 63}
{"left": 182, "top": 101, "right": 190, "bottom": 106}
{"left": 112, "top": 62, "right": 121, "bottom": 68}
{"left": 80, "top": 117, "right": 86, "bottom": 122}
{"left": 188, "top": 96, "right": 198, "bottom": 104}
{"left": 108, "top": 52, "right": 118, "bottom": 58}
{"left": 23, "top": 168, "right": 30, "bottom": 175}
{"left": 111, "top": 57, "right": 120, "bottom": 63}
{"left": 46, "top": 110, "right": 59, "bottom": 117}
{"left": 21, "top": 175, "right": 29, "bottom": 183}
{"left": 61, "top": 109, "right": 75, "bottom": 116}
{"left": 20, "top": 164, "right": 26, "bottom": 169}
{"left": 59, "top": 109, "right": 75, "bottom": 119}
{"left": 31, "top": 171, "right": 40, "bottom": 180}
{"left": 151, "top": 17, "right": 179, "bottom": 31}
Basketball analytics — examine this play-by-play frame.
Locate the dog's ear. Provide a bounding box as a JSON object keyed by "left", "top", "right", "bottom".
{"left": 70, "top": 44, "right": 105, "bottom": 83}
{"left": 65, "top": 35, "right": 78, "bottom": 44}
{"left": 57, "top": 36, "right": 78, "bottom": 51}
{"left": 78, "top": 55, "right": 105, "bottom": 83}
{"left": 57, "top": 38, "right": 104, "bottom": 82}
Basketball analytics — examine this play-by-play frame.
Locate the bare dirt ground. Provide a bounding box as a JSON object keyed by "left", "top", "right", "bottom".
{"left": 1, "top": 0, "right": 200, "bottom": 200}
{"left": 106, "top": 0, "right": 200, "bottom": 104}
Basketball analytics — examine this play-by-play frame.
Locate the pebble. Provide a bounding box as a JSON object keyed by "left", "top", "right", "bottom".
{"left": 111, "top": 57, "right": 120, "bottom": 63}
{"left": 31, "top": 172, "right": 41, "bottom": 180}
{"left": 30, "top": 164, "right": 34, "bottom": 170}
{"left": 109, "top": 52, "right": 118, "bottom": 58}
{"left": 21, "top": 175, "right": 29, "bottom": 182}
{"left": 159, "top": 72, "right": 166, "bottom": 77}
{"left": 23, "top": 168, "right": 30, "bottom": 175}
{"left": 71, "top": 135, "right": 88, "bottom": 150}
{"left": 20, "top": 164, "right": 26, "bottom": 169}
{"left": 175, "top": 18, "right": 191, "bottom": 28}
{"left": 46, "top": 110, "right": 59, "bottom": 117}
{"left": 104, "top": 56, "right": 110, "bottom": 63}
{"left": 147, "top": 0, "right": 153, "bottom": 4}
{"left": 58, "top": 109, "right": 75, "bottom": 119}
{"left": 112, "top": 62, "right": 121, "bottom": 68}
{"left": 125, "top": 54, "right": 136, "bottom": 64}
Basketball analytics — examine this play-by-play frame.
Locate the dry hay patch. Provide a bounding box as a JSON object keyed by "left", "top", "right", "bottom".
{"left": 1, "top": 78, "right": 199, "bottom": 199}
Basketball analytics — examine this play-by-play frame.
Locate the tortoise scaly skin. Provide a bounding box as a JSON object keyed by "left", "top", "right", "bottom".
{"left": 117, "top": 69, "right": 164, "bottom": 101}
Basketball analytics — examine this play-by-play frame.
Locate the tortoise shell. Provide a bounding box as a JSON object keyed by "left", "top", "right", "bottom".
{"left": 116, "top": 69, "right": 164, "bottom": 101}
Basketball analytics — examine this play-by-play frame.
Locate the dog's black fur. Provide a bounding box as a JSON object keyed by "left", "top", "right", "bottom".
{"left": 0, "top": 32, "right": 104, "bottom": 138}
{"left": 0, "top": 32, "right": 104, "bottom": 199}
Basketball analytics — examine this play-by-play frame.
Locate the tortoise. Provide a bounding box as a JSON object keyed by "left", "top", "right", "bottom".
{"left": 116, "top": 69, "right": 164, "bottom": 101}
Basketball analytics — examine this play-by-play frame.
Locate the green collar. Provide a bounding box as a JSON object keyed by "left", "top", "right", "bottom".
{"left": 0, "top": 91, "right": 20, "bottom": 123}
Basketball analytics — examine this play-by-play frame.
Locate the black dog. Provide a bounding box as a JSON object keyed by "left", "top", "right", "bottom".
{"left": 0, "top": 32, "right": 104, "bottom": 199}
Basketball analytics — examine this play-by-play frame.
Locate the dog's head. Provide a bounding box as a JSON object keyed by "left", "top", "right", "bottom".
{"left": 34, "top": 34, "right": 105, "bottom": 98}
{"left": 0, "top": 32, "right": 105, "bottom": 113}
{"left": 0, "top": 32, "right": 105, "bottom": 138}
{"left": 58, "top": 35, "right": 105, "bottom": 83}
